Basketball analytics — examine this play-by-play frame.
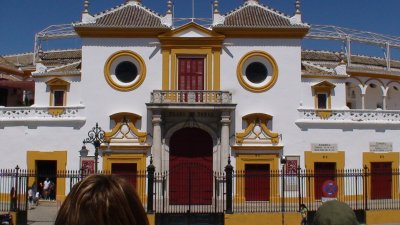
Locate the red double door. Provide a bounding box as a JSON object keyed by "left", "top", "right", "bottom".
{"left": 245, "top": 164, "right": 270, "bottom": 201}
{"left": 371, "top": 162, "right": 392, "bottom": 199}
{"left": 111, "top": 163, "right": 137, "bottom": 188}
{"left": 178, "top": 58, "right": 204, "bottom": 102}
{"left": 314, "top": 162, "right": 336, "bottom": 199}
{"left": 169, "top": 127, "right": 213, "bottom": 205}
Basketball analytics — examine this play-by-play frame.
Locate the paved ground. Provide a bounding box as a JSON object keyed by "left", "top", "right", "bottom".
{"left": 27, "top": 201, "right": 59, "bottom": 225}
{"left": 24, "top": 202, "right": 400, "bottom": 225}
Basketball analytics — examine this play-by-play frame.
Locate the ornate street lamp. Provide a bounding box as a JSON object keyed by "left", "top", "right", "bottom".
{"left": 83, "top": 123, "right": 107, "bottom": 172}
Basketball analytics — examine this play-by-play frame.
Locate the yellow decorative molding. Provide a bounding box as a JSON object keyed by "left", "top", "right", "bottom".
{"left": 316, "top": 110, "right": 332, "bottom": 119}
{"left": 109, "top": 112, "right": 141, "bottom": 124}
{"left": 237, "top": 51, "right": 279, "bottom": 93}
{"left": 104, "top": 50, "right": 146, "bottom": 92}
{"left": 48, "top": 108, "right": 65, "bottom": 116}
{"left": 236, "top": 113, "right": 279, "bottom": 144}
{"left": 105, "top": 120, "right": 147, "bottom": 144}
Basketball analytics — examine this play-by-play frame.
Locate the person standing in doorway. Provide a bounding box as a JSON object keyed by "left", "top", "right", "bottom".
{"left": 43, "top": 178, "right": 51, "bottom": 200}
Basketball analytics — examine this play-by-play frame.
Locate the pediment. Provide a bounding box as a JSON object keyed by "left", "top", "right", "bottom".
{"left": 159, "top": 22, "right": 224, "bottom": 39}
{"left": 46, "top": 78, "right": 70, "bottom": 86}
{"left": 313, "top": 80, "right": 336, "bottom": 88}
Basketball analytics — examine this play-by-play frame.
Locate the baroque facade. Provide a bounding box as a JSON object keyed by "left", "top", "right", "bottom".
{"left": 1, "top": 0, "right": 400, "bottom": 220}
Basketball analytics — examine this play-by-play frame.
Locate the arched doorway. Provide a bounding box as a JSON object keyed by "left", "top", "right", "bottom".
{"left": 169, "top": 127, "right": 213, "bottom": 205}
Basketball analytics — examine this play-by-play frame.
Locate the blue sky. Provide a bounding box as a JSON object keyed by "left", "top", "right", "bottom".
{"left": 0, "top": 0, "right": 399, "bottom": 59}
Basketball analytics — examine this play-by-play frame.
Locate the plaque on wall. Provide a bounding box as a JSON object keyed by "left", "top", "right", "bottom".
{"left": 285, "top": 156, "right": 300, "bottom": 191}
{"left": 80, "top": 156, "right": 95, "bottom": 175}
{"left": 370, "top": 142, "right": 392, "bottom": 152}
{"left": 311, "top": 143, "right": 337, "bottom": 152}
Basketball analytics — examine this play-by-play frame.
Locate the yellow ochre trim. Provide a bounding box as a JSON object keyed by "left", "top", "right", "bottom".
{"left": 47, "top": 78, "right": 69, "bottom": 107}
{"left": 48, "top": 108, "right": 65, "bottom": 116}
{"left": 162, "top": 49, "right": 170, "bottom": 90}
{"left": 27, "top": 151, "right": 67, "bottom": 201}
{"left": 236, "top": 113, "right": 279, "bottom": 144}
{"left": 104, "top": 50, "right": 146, "bottom": 92}
{"left": 213, "top": 48, "right": 221, "bottom": 90}
{"left": 304, "top": 151, "right": 345, "bottom": 202}
{"left": 235, "top": 154, "right": 280, "bottom": 203}
{"left": 237, "top": 51, "right": 279, "bottom": 93}
{"left": 312, "top": 81, "right": 335, "bottom": 118}
{"left": 109, "top": 112, "right": 141, "bottom": 124}
{"left": 104, "top": 121, "right": 147, "bottom": 144}
{"left": 363, "top": 152, "right": 400, "bottom": 200}
{"left": 170, "top": 49, "right": 213, "bottom": 91}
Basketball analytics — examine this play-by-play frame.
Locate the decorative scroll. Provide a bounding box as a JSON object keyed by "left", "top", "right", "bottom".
{"left": 236, "top": 113, "right": 280, "bottom": 145}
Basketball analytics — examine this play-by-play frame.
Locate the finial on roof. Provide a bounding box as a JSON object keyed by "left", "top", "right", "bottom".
{"left": 213, "top": 0, "right": 219, "bottom": 14}
{"left": 295, "top": 0, "right": 301, "bottom": 14}
{"left": 291, "top": 0, "right": 302, "bottom": 23}
{"left": 83, "top": 0, "right": 89, "bottom": 14}
{"left": 167, "top": 0, "right": 173, "bottom": 14}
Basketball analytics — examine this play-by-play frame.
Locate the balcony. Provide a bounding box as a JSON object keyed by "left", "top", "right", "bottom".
{"left": 0, "top": 106, "right": 85, "bottom": 123}
{"left": 296, "top": 108, "right": 400, "bottom": 125}
{"left": 147, "top": 90, "right": 235, "bottom": 111}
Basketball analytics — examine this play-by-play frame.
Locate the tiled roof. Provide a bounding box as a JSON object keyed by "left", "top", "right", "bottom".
{"left": 214, "top": 2, "right": 308, "bottom": 28}
{"left": 75, "top": 3, "right": 168, "bottom": 29}
{"left": 302, "top": 50, "right": 400, "bottom": 69}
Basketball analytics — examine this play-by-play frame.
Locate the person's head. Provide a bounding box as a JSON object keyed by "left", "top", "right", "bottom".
{"left": 313, "top": 200, "right": 358, "bottom": 225}
{"left": 300, "top": 204, "right": 307, "bottom": 209}
{"left": 55, "top": 174, "right": 149, "bottom": 225}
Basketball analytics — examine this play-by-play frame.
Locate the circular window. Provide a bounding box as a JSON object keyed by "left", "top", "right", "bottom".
{"left": 245, "top": 62, "right": 268, "bottom": 84}
{"left": 104, "top": 51, "right": 146, "bottom": 91}
{"left": 237, "top": 51, "right": 278, "bottom": 93}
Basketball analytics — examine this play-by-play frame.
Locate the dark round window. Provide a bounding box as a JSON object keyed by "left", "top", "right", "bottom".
{"left": 245, "top": 62, "right": 268, "bottom": 84}
{"left": 115, "top": 61, "right": 138, "bottom": 83}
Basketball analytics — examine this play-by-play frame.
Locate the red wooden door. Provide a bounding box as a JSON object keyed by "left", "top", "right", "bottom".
{"left": 112, "top": 163, "right": 137, "bottom": 188}
{"left": 314, "top": 163, "right": 336, "bottom": 199}
{"left": 169, "top": 127, "right": 213, "bottom": 205}
{"left": 178, "top": 58, "right": 204, "bottom": 102}
{"left": 371, "top": 162, "right": 392, "bottom": 199}
{"left": 245, "top": 164, "right": 270, "bottom": 201}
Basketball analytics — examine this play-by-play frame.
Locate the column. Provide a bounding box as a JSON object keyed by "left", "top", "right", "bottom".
{"left": 152, "top": 112, "right": 162, "bottom": 172}
{"left": 220, "top": 111, "right": 231, "bottom": 171}
{"left": 383, "top": 95, "right": 387, "bottom": 110}
{"left": 361, "top": 94, "right": 365, "bottom": 110}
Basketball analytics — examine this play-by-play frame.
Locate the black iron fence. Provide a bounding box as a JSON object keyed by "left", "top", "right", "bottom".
{"left": 1, "top": 165, "right": 399, "bottom": 215}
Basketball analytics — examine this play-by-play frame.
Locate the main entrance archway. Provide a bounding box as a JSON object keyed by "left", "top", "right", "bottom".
{"left": 169, "top": 127, "right": 213, "bottom": 205}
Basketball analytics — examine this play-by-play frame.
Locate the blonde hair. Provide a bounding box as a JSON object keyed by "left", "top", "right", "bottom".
{"left": 55, "top": 174, "right": 149, "bottom": 225}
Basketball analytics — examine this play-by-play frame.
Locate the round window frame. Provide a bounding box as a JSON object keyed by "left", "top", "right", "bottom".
{"left": 237, "top": 51, "right": 278, "bottom": 93}
{"left": 104, "top": 51, "right": 146, "bottom": 92}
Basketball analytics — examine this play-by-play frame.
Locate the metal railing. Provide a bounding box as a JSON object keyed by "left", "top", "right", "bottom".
{"left": 1, "top": 166, "right": 399, "bottom": 215}
{"left": 297, "top": 108, "right": 400, "bottom": 123}
{"left": 150, "top": 90, "right": 232, "bottom": 104}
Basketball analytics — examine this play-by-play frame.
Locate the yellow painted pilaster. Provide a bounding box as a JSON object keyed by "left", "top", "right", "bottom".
{"left": 162, "top": 49, "right": 170, "bottom": 90}
{"left": 213, "top": 48, "right": 221, "bottom": 90}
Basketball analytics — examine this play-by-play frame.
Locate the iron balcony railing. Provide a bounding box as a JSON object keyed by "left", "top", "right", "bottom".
{"left": 150, "top": 90, "right": 232, "bottom": 104}
{"left": 297, "top": 108, "right": 400, "bottom": 123}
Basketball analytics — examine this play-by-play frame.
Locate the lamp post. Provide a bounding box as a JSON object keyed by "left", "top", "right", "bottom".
{"left": 281, "top": 155, "right": 287, "bottom": 225}
{"left": 83, "top": 123, "right": 107, "bottom": 172}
